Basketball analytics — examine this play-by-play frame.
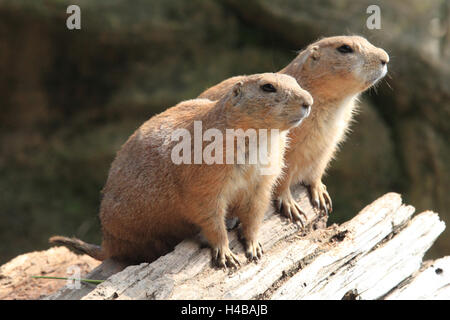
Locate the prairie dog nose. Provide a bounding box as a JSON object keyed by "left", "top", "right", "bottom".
{"left": 299, "top": 94, "right": 313, "bottom": 117}
{"left": 301, "top": 102, "right": 311, "bottom": 114}
{"left": 290, "top": 86, "right": 313, "bottom": 113}
{"left": 301, "top": 94, "right": 314, "bottom": 109}
{"left": 302, "top": 103, "right": 311, "bottom": 117}
{"left": 379, "top": 49, "right": 389, "bottom": 66}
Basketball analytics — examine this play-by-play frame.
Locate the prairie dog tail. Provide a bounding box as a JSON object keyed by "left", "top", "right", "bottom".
{"left": 49, "top": 236, "right": 105, "bottom": 261}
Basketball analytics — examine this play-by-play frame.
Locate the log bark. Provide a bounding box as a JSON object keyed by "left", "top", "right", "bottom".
{"left": 46, "top": 190, "right": 446, "bottom": 300}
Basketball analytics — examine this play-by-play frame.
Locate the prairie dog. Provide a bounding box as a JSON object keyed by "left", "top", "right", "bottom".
{"left": 50, "top": 73, "right": 313, "bottom": 268}
{"left": 199, "top": 36, "right": 389, "bottom": 222}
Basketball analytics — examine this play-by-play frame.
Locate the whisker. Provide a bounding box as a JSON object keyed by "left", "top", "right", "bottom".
{"left": 384, "top": 79, "right": 393, "bottom": 91}
{"left": 372, "top": 84, "right": 379, "bottom": 95}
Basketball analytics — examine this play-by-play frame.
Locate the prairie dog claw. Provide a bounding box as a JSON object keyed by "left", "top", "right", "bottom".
{"left": 245, "top": 240, "right": 263, "bottom": 261}
{"left": 213, "top": 246, "right": 240, "bottom": 269}
{"left": 274, "top": 189, "right": 307, "bottom": 227}
{"left": 308, "top": 182, "right": 332, "bottom": 214}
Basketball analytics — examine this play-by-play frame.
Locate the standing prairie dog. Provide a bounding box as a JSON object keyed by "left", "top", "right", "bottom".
{"left": 50, "top": 73, "right": 313, "bottom": 268}
{"left": 200, "top": 36, "right": 389, "bottom": 222}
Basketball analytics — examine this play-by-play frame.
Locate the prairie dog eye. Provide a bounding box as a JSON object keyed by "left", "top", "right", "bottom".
{"left": 337, "top": 44, "right": 353, "bottom": 54}
{"left": 261, "top": 83, "right": 277, "bottom": 93}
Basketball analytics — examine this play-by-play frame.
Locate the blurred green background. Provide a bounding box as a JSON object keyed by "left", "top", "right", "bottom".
{"left": 0, "top": 0, "right": 449, "bottom": 264}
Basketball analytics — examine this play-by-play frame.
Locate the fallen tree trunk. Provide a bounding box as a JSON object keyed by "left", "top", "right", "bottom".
{"left": 46, "top": 185, "right": 325, "bottom": 299}
{"left": 46, "top": 190, "right": 447, "bottom": 300}
{"left": 384, "top": 256, "right": 450, "bottom": 300}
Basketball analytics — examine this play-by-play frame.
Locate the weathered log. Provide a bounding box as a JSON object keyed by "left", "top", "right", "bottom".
{"left": 272, "top": 210, "right": 444, "bottom": 300}
{"left": 46, "top": 191, "right": 445, "bottom": 300}
{"left": 46, "top": 185, "right": 325, "bottom": 300}
{"left": 43, "top": 258, "right": 127, "bottom": 300}
{"left": 384, "top": 256, "right": 450, "bottom": 300}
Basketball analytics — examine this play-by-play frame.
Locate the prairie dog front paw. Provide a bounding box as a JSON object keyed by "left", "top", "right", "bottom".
{"left": 308, "top": 181, "right": 332, "bottom": 214}
{"left": 274, "top": 188, "right": 307, "bottom": 227}
{"left": 212, "top": 245, "right": 240, "bottom": 269}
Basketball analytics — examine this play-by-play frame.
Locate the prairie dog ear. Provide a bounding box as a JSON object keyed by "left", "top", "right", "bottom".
{"left": 310, "top": 45, "right": 320, "bottom": 61}
{"left": 295, "top": 48, "right": 312, "bottom": 66}
{"left": 230, "top": 80, "right": 244, "bottom": 106}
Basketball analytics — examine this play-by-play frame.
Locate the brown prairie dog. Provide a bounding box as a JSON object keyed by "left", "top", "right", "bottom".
{"left": 50, "top": 73, "right": 313, "bottom": 268}
{"left": 200, "top": 35, "right": 389, "bottom": 222}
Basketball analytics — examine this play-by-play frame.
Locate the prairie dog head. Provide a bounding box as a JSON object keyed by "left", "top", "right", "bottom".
{"left": 283, "top": 36, "right": 389, "bottom": 99}
{"left": 223, "top": 73, "right": 313, "bottom": 131}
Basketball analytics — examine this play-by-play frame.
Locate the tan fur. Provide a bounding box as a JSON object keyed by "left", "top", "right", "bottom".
{"left": 199, "top": 36, "right": 389, "bottom": 221}
{"left": 50, "top": 73, "right": 313, "bottom": 267}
